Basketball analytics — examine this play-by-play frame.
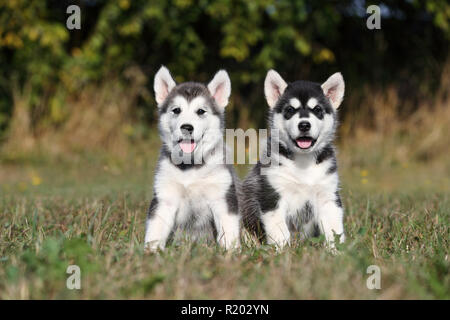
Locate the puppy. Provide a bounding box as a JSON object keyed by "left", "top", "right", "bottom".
{"left": 242, "top": 70, "right": 345, "bottom": 249}
{"left": 144, "top": 66, "right": 240, "bottom": 251}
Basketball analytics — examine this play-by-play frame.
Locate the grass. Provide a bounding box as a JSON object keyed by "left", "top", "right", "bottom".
{"left": 0, "top": 139, "right": 449, "bottom": 299}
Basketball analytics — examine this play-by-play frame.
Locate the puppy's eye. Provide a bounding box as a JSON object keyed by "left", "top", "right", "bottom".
{"left": 285, "top": 106, "right": 296, "bottom": 114}
{"left": 313, "top": 106, "right": 322, "bottom": 114}
{"left": 196, "top": 108, "right": 206, "bottom": 116}
{"left": 172, "top": 107, "right": 181, "bottom": 115}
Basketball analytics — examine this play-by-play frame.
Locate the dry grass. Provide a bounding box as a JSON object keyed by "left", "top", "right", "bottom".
{"left": 340, "top": 61, "right": 450, "bottom": 166}
{"left": 3, "top": 61, "right": 450, "bottom": 163}
{"left": 2, "top": 66, "right": 152, "bottom": 159}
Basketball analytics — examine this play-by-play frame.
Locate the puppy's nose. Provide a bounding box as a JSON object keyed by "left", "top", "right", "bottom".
{"left": 298, "top": 121, "right": 311, "bottom": 132}
{"left": 180, "top": 124, "right": 194, "bottom": 134}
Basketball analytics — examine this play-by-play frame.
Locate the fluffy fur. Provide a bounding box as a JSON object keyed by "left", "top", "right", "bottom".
{"left": 242, "top": 70, "right": 346, "bottom": 249}
{"left": 144, "top": 66, "right": 240, "bottom": 251}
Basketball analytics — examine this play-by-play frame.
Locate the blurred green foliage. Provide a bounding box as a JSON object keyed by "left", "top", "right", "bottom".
{"left": 0, "top": 0, "right": 449, "bottom": 133}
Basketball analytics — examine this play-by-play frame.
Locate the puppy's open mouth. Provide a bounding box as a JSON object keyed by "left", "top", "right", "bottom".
{"left": 178, "top": 139, "right": 197, "bottom": 153}
{"left": 294, "top": 137, "right": 316, "bottom": 149}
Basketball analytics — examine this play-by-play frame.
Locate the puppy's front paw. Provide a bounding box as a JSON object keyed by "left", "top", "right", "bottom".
{"left": 267, "top": 235, "right": 290, "bottom": 251}
{"left": 325, "top": 234, "right": 345, "bottom": 255}
{"left": 218, "top": 236, "right": 241, "bottom": 251}
{"left": 144, "top": 241, "right": 163, "bottom": 253}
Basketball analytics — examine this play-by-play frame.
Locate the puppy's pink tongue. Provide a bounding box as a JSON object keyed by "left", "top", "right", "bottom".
{"left": 179, "top": 141, "right": 196, "bottom": 153}
{"left": 296, "top": 138, "right": 312, "bottom": 149}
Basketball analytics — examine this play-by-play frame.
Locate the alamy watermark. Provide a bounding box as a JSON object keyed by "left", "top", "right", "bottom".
{"left": 66, "top": 265, "right": 81, "bottom": 290}
{"left": 167, "top": 128, "right": 280, "bottom": 174}
{"left": 366, "top": 265, "right": 381, "bottom": 290}
{"left": 66, "top": 5, "right": 81, "bottom": 30}
{"left": 366, "top": 5, "right": 381, "bottom": 30}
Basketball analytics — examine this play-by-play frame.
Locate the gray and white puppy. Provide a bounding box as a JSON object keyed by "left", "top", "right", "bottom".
{"left": 242, "top": 70, "right": 346, "bottom": 248}
{"left": 144, "top": 66, "right": 240, "bottom": 251}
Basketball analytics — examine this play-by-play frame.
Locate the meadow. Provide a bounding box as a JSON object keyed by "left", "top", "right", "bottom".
{"left": 0, "top": 128, "right": 448, "bottom": 299}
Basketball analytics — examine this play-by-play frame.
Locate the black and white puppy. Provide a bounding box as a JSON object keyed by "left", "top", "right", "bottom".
{"left": 242, "top": 70, "right": 345, "bottom": 249}
{"left": 144, "top": 66, "right": 240, "bottom": 251}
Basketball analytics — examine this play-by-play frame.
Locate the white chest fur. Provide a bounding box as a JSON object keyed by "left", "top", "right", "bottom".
{"left": 154, "top": 159, "right": 232, "bottom": 225}
{"left": 266, "top": 155, "right": 338, "bottom": 216}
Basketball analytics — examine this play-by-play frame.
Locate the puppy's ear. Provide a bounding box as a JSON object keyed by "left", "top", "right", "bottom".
{"left": 264, "top": 70, "right": 287, "bottom": 108}
{"left": 154, "top": 66, "right": 176, "bottom": 105}
{"left": 208, "top": 70, "right": 231, "bottom": 109}
{"left": 264, "top": 70, "right": 288, "bottom": 108}
{"left": 321, "top": 72, "right": 345, "bottom": 109}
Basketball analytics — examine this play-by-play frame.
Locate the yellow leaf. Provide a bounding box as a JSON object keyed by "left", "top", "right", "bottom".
{"left": 119, "top": 0, "right": 130, "bottom": 10}
{"left": 31, "top": 175, "right": 42, "bottom": 186}
{"left": 315, "top": 48, "right": 335, "bottom": 63}
{"left": 360, "top": 169, "right": 369, "bottom": 177}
